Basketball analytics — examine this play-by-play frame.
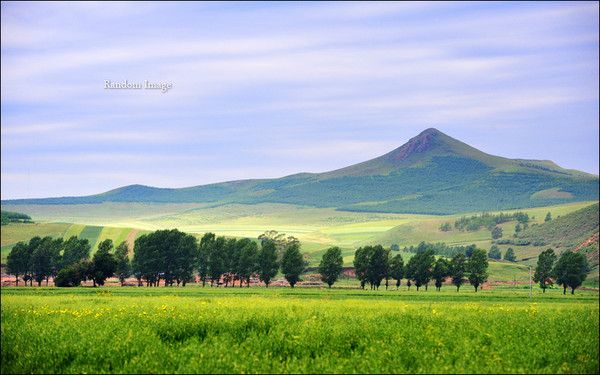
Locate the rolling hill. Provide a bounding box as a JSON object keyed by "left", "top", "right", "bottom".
{"left": 3, "top": 128, "right": 598, "bottom": 214}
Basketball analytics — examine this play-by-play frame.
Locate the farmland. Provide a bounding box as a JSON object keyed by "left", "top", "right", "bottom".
{"left": 1, "top": 287, "right": 598, "bottom": 374}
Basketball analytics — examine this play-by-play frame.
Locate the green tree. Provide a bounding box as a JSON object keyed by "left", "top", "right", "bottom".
{"left": 450, "top": 253, "right": 466, "bottom": 292}
{"left": 62, "top": 236, "right": 91, "bottom": 269}
{"left": 439, "top": 222, "right": 452, "bottom": 232}
{"left": 504, "top": 247, "right": 516, "bottom": 262}
{"left": 533, "top": 248, "right": 556, "bottom": 293}
{"left": 514, "top": 223, "right": 522, "bottom": 235}
{"left": 353, "top": 246, "right": 371, "bottom": 289}
{"left": 6, "top": 242, "right": 30, "bottom": 286}
{"left": 488, "top": 245, "right": 502, "bottom": 260}
{"left": 467, "top": 248, "right": 488, "bottom": 292}
{"left": 366, "top": 245, "right": 389, "bottom": 290}
{"left": 257, "top": 240, "right": 279, "bottom": 287}
{"left": 545, "top": 212, "right": 552, "bottom": 222}
{"left": 281, "top": 242, "right": 305, "bottom": 287}
{"left": 389, "top": 253, "right": 404, "bottom": 289}
{"left": 553, "top": 251, "right": 589, "bottom": 294}
{"left": 197, "top": 233, "right": 214, "bottom": 287}
{"left": 238, "top": 240, "right": 258, "bottom": 287}
{"left": 432, "top": 258, "right": 450, "bottom": 291}
{"left": 491, "top": 226, "right": 503, "bottom": 240}
{"left": 406, "top": 249, "right": 435, "bottom": 291}
{"left": 173, "top": 233, "right": 197, "bottom": 286}
{"left": 318, "top": 247, "right": 344, "bottom": 288}
{"left": 114, "top": 241, "right": 131, "bottom": 286}
{"left": 91, "top": 239, "right": 117, "bottom": 287}
{"left": 208, "top": 236, "right": 226, "bottom": 286}
{"left": 30, "top": 237, "right": 55, "bottom": 286}
{"left": 133, "top": 233, "right": 161, "bottom": 286}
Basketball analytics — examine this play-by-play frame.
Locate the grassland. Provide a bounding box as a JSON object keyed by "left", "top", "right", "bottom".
{"left": 2, "top": 201, "right": 597, "bottom": 283}
{"left": 0, "top": 222, "right": 146, "bottom": 260}
{"left": 1, "top": 287, "right": 598, "bottom": 374}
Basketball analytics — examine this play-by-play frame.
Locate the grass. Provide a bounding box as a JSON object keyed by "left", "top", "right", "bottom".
{"left": 1, "top": 287, "right": 598, "bottom": 374}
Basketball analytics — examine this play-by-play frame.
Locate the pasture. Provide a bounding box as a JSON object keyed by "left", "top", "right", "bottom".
{"left": 1, "top": 287, "right": 598, "bottom": 374}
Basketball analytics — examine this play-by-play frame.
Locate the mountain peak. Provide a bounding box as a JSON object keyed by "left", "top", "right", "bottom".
{"left": 386, "top": 127, "right": 448, "bottom": 163}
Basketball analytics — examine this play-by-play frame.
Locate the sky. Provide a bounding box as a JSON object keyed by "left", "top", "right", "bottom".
{"left": 1, "top": 1, "right": 599, "bottom": 199}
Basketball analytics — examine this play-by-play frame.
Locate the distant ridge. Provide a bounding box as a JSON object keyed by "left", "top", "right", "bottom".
{"left": 3, "top": 128, "right": 598, "bottom": 214}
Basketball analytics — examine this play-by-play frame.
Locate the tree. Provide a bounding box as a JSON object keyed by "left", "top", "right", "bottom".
{"left": 114, "top": 241, "right": 131, "bottom": 286}
{"left": 533, "top": 248, "right": 556, "bottom": 293}
{"left": 504, "top": 248, "right": 516, "bottom": 262}
{"left": 319, "top": 247, "right": 344, "bottom": 288}
{"left": 491, "top": 226, "right": 503, "bottom": 240}
{"left": 488, "top": 245, "right": 502, "bottom": 260}
{"left": 281, "top": 242, "right": 305, "bottom": 287}
{"left": 353, "top": 247, "right": 371, "bottom": 289}
{"left": 197, "top": 233, "right": 214, "bottom": 287}
{"left": 238, "top": 240, "right": 258, "bottom": 287}
{"left": 405, "top": 249, "right": 434, "bottom": 291}
{"left": 91, "top": 239, "right": 117, "bottom": 286}
{"left": 55, "top": 260, "right": 92, "bottom": 287}
{"left": 6, "top": 242, "right": 30, "bottom": 286}
{"left": 390, "top": 244, "right": 400, "bottom": 251}
{"left": 389, "top": 254, "right": 404, "bottom": 289}
{"left": 450, "top": 253, "right": 466, "bottom": 292}
{"left": 465, "top": 244, "right": 476, "bottom": 258}
{"left": 30, "top": 237, "right": 54, "bottom": 286}
{"left": 366, "top": 245, "right": 389, "bottom": 290}
{"left": 222, "top": 238, "right": 237, "bottom": 287}
{"left": 439, "top": 222, "right": 452, "bottom": 232}
{"left": 553, "top": 251, "right": 589, "bottom": 294}
{"left": 61, "top": 236, "right": 91, "bottom": 269}
{"left": 208, "top": 236, "right": 226, "bottom": 286}
{"left": 133, "top": 233, "right": 162, "bottom": 286}
{"left": 259, "top": 230, "right": 299, "bottom": 262}
{"left": 467, "top": 248, "right": 488, "bottom": 292}
{"left": 173, "top": 233, "right": 197, "bottom": 286}
{"left": 432, "top": 258, "right": 450, "bottom": 291}
{"left": 545, "top": 212, "right": 552, "bottom": 222}
{"left": 514, "top": 223, "right": 522, "bottom": 236}
{"left": 257, "top": 240, "right": 279, "bottom": 287}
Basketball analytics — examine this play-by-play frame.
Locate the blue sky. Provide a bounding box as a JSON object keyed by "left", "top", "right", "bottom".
{"left": 1, "top": 1, "right": 598, "bottom": 199}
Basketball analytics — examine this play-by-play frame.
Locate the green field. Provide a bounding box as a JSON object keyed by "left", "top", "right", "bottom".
{"left": 1, "top": 287, "right": 597, "bottom": 374}
{"left": 2, "top": 201, "right": 597, "bottom": 283}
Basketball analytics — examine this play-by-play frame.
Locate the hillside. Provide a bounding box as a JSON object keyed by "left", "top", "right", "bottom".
{"left": 3, "top": 128, "right": 598, "bottom": 214}
{"left": 516, "top": 203, "right": 599, "bottom": 249}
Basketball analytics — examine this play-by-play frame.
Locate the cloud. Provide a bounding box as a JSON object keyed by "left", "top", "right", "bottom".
{"left": 1, "top": 1, "right": 598, "bottom": 198}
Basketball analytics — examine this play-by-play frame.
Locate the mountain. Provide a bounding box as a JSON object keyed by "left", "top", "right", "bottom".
{"left": 3, "top": 128, "right": 598, "bottom": 214}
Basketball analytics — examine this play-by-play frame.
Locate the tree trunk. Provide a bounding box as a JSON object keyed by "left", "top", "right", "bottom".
{"left": 563, "top": 286, "right": 566, "bottom": 295}
{"left": 425, "top": 284, "right": 428, "bottom": 291}
{"left": 571, "top": 287, "right": 575, "bottom": 295}
{"left": 15, "top": 276, "right": 19, "bottom": 286}
{"left": 542, "top": 287, "right": 545, "bottom": 293}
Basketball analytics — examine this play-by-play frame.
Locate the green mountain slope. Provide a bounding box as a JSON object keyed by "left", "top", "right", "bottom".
{"left": 3, "top": 128, "right": 598, "bottom": 214}
{"left": 516, "top": 203, "right": 599, "bottom": 249}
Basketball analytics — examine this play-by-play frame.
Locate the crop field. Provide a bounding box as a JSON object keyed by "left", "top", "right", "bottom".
{"left": 2, "top": 201, "right": 594, "bottom": 254}
{"left": 1, "top": 287, "right": 598, "bottom": 374}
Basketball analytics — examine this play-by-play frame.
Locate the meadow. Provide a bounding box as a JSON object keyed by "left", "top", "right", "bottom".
{"left": 1, "top": 287, "right": 598, "bottom": 374}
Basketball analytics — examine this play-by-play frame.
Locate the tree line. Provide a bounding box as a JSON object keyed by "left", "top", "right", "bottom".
{"left": 353, "top": 245, "right": 489, "bottom": 292}
{"left": 5, "top": 229, "right": 589, "bottom": 294}
{"left": 6, "top": 229, "right": 308, "bottom": 288}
